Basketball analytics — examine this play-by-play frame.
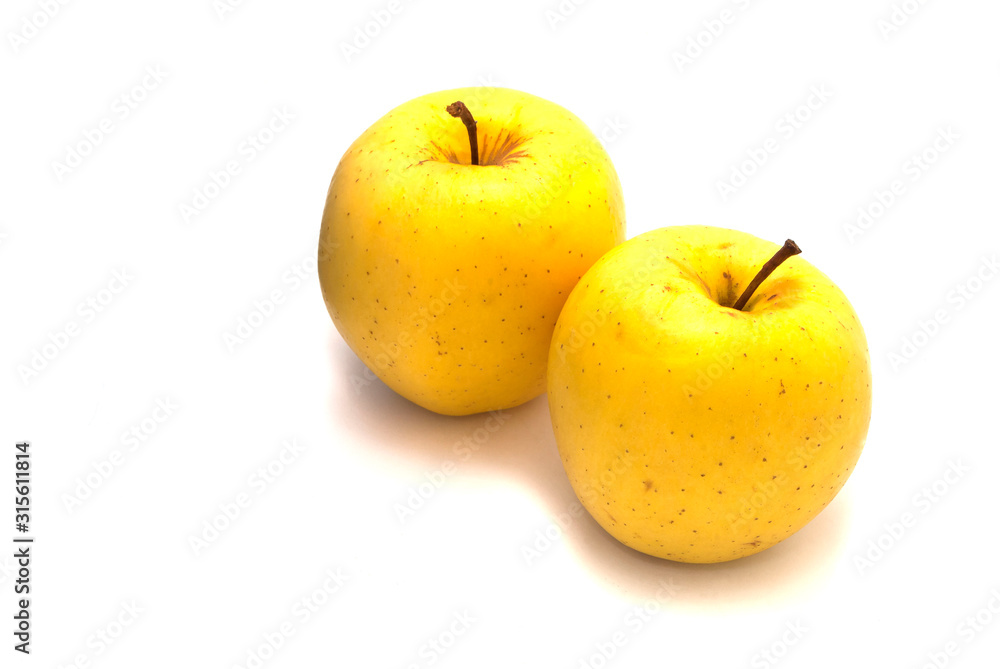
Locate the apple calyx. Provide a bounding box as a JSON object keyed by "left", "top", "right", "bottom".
{"left": 446, "top": 101, "right": 479, "bottom": 166}
{"left": 732, "top": 239, "right": 802, "bottom": 311}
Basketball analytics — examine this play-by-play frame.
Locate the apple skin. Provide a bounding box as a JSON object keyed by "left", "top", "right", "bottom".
{"left": 547, "top": 225, "right": 872, "bottom": 563}
{"left": 319, "top": 87, "right": 625, "bottom": 415}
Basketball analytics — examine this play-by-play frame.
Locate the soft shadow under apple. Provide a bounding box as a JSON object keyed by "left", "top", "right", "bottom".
{"left": 561, "top": 485, "right": 853, "bottom": 612}
{"left": 328, "top": 333, "right": 852, "bottom": 611}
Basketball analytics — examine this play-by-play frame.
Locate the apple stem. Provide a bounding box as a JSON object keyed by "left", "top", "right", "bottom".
{"left": 446, "top": 101, "right": 479, "bottom": 166}
{"left": 732, "top": 239, "right": 802, "bottom": 311}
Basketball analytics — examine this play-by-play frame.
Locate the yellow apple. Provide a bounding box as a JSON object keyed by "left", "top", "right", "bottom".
{"left": 547, "top": 225, "right": 872, "bottom": 563}
{"left": 319, "top": 87, "right": 625, "bottom": 415}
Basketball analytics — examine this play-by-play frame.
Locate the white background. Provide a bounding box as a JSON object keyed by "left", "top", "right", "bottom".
{"left": 2, "top": 0, "right": 999, "bottom": 667}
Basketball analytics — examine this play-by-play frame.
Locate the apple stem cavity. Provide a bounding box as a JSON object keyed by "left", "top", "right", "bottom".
{"left": 446, "top": 101, "right": 479, "bottom": 166}
{"left": 732, "top": 239, "right": 802, "bottom": 311}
